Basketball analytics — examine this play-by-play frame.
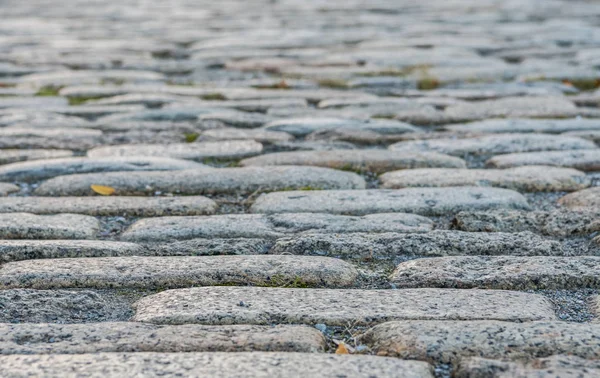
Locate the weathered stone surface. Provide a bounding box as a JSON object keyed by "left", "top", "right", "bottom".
{"left": 200, "top": 128, "right": 293, "bottom": 143}
{"left": 559, "top": 187, "right": 600, "bottom": 210}
{"left": 0, "top": 352, "right": 434, "bottom": 378}
{"left": 443, "top": 96, "right": 578, "bottom": 120}
{"left": 486, "top": 149, "right": 600, "bottom": 171}
{"left": 0, "top": 289, "right": 131, "bottom": 323}
{"left": 132, "top": 287, "right": 555, "bottom": 325}
{"left": 380, "top": 166, "right": 590, "bottom": 192}
{"left": 0, "top": 127, "right": 102, "bottom": 149}
{"left": 445, "top": 118, "right": 600, "bottom": 134}
{"left": 241, "top": 150, "right": 466, "bottom": 173}
{"left": 390, "top": 256, "right": 600, "bottom": 289}
{"left": 0, "top": 183, "right": 19, "bottom": 196}
{"left": 0, "top": 240, "right": 144, "bottom": 263}
{"left": 389, "top": 134, "right": 597, "bottom": 156}
{"left": 251, "top": 187, "right": 530, "bottom": 216}
{"left": 0, "top": 196, "right": 217, "bottom": 216}
{"left": 270, "top": 231, "right": 563, "bottom": 259}
{"left": 563, "top": 130, "right": 600, "bottom": 143}
{"left": 143, "top": 239, "right": 274, "bottom": 256}
{"left": 268, "top": 213, "right": 434, "bottom": 234}
{"left": 87, "top": 141, "right": 263, "bottom": 160}
{"left": 0, "top": 156, "right": 205, "bottom": 182}
{"left": 0, "top": 255, "right": 358, "bottom": 289}
{"left": 35, "top": 166, "right": 366, "bottom": 196}
{"left": 121, "top": 213, "right": 429, "bottom": 242}
{"left": 0, "top": 213, "right": 98, "bottom": 239}
{"left": 0, "top": 323, "right": 326, "bottom": 354}
{"left": 455, "top": 355, "right": 600, "bottom": 378}
{"left": 363, "top": 320, "right": 600, "bottom": 363}
{"left": 453, "top": 209, "right": 600, "bottom": 236}
{"left": 0, "top": 149, "right": 73, "bottom": 165}
{"left": 263, "top": 117, "right": 419, "bottom": 137}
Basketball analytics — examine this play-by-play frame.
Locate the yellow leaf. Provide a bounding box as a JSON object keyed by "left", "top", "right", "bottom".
{"left": 335, "top": 342, "right": 350, "bottom": 354}
{"left": 90, "top": 184, "right": 116, "bottom": 196}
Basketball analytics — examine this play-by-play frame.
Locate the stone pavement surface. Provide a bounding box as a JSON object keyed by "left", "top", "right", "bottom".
{"left": 0, "top": 0, "right": 599, "bottom": 376}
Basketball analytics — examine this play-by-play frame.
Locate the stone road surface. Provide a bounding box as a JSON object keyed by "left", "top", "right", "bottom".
{"left": 0, "top": 0, "right": 599, "bottom": 377}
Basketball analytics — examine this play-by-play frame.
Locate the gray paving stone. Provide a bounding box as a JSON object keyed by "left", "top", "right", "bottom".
{"left": 443, "top": 96, "right": 578, "bottom": 120}
{"left": 270, "top": 231, "right": 563, "bottom": 259}
{"left": 380, "top": 166, "right": 590, "bottom": 192}
{"left": 87, "top": 140, "right": 263, "bottom": 160}
{"left": 0, "top": 156, "right": 206, "bottom": 182}
{"left": 486, "top": 149, "right": 600, "bottom": 171}
{"left": 563, "top": 130, "right": 600, "bottom": 143}
{"left": 35, "top": 166, "right": 366, "bottom": 196}
{"left": 453, "top": 209, "right": 600, "bottom": 236}
{"left": 0, "top": 149, "right": 73, "bottom": 165}
{"left": 0, "top": 196, "right": 217, "bottom": 216}
{"left": 389, "top": 134, "right": 597, "bottom": 156}
{"left": 268, "top": 213, "right": 434, "bottom": 233}
{"left": 0, "top": 289, "right": 131, "bottom": 323}
{"left": 0, "top": 213, "right": 98, "bottom": 239}
{"left": 0, "top": 255, "right": 358, "bottom": 289}
{"left": 455, "top": 355, "right": 600, "bottom": 378}
{"left": 558, "top": 187, "right": 600, "bottom": 210}
{"left": 132, "top": 287, "right": 555, "bottom": 325}
{"left": 143, "top": 239, "right": 274, "bottom": 256}
{"left": 251, "top": 187, "right": 530, "bottom": 216}
{"left": 263, "top": 117, "right": 419, "bottom": 137}
{"left": 363, "top": 320, "right": 600, "bottom": 363}
{"left": 445, "top": 118, "right": 600, "bottom": 134}
{"left": 51, "top": 105, "right": 147, "bottom": 118}
{"left": 0, "top": 323, "right": 326, "bottom": 354}
{"left": 0, "top": 240, "right": 144, "bottom": 263}
{"left": 0, "top": 352, "right": 434, "bottom": 378}
{"left": 121, "top": 213, "right": 433, "bottom": 242}
{"left": 0, "top": 183, "right": 19, "bottom": 196}
{"left": 241, "top": 150, "right": 466, "bottom": 173}
{"left": 200, "top": 128, "right": 293, "bottom": 143}
{"left": 390, "top": 256, "right": 600, "bottom": 290}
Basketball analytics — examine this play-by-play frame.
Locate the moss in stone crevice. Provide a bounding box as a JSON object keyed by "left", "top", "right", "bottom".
{"left": 67, "top": 95, "right": 108, "bottom": 106}
{"left": 317, "top": 79, "right": 349, "bottom": 89}
{"left": 35, "top": 86, "right": 62, "bottom": 96}
{"left": 201, "top": 93, "right": 227, "bottom": 101}
{"left": 184, "top": 132, "right": 200, "bottom": 143}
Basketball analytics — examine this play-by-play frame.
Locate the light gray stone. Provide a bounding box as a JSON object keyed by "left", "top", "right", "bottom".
{"left": 121, "top": 213, "right": 433, "bottom": 242}
{"left": 389, "top": 134, "right": 597, "bottom": 156}
{"left": 270, "top": 231, "right": 563, "bottom": 259}
{"left": 251, "top": 187, "right": 530, "bottom": 216}
{"left": 0, "top": 289, "right": 131, "bottom": 323}
{"left": 0, "top": 213, "right": 98, "bottom": 239}
{"left": 0, "top": 352, "right": 434, "bottom": 378}
{"left": 486, "top": 149, "right": 600, "bottom": 171}
{"left": 263, "top": 117, "right": 419, "bottom": 137}
{"left": 0, "top": 127, "right": 102, "bottom": 149}
{"left": 0, "top": 255, "right": 358, "bottom": 289}
{"left": 455, "top": 355, "right": 600, "bottom": 378}
{"left": 241, "top": 150, "right": 466, "bottom": 173}
{"left": 443, "top": 96, "right": 578, "bottom": 120}
{"left": 380, "top": 166, "right": 590, "bottom": 192}
{"left": 87, "top": 140, "right": 263, "bottom": 160}
{"left": 559, "top": 187, "right": 600, "bottom": 210}
{"left": 143, "top": 239, "right": 274, "bottom": 256}
{"left": 0, "top": 183, "right": 19, "bottom": 196}
{"left": 35, "top": 166, "right": 366, "bottom": 196}
{"left": 563, "top": 130, "right": 600, "bottom": 143}
{"left": 0, "top": 323, "right": 326, "bottom": 354}
{"left": 0, "top": 240, "right": 144, "bottom": 263}
{"left": 363, "top": 320, "right": 600, "bottom": 363}
{"left": 445, "top": 118, "right": 600, "bottom": 134}
{"left": 0, "top": 149, "right": 73, "bottom": 165}
{"left": 0, "top": 196, "right": 217, "bottom": 216}
{"left": 453, "top": 209, "right": 600, "bottom": 236}
{"left": 390, "top": 256, "right": 600, "bottom": 289}
{"left": 132, "top": 287, "right": 555, "bottom": 325}
{"left": 0, "top": 156, "right": 206, "bottom": 182}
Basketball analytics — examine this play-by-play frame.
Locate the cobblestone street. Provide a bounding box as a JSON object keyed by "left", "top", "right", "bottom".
{"left": 0, "top": 0, "right": 600, "bottom": 376}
